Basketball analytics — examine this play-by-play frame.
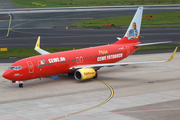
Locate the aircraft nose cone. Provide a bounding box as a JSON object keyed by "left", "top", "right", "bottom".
{"left": 3, "top": 70, "right": 12, "bottom": 80}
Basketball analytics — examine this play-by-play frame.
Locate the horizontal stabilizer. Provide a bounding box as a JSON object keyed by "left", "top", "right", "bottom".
{"left": 135, "top": 41, "right": 172, "bottom": 47}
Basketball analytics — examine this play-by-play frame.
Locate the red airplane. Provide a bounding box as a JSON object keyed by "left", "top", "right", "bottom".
{"left": 3, "top": 7, "right": 178, "bottom": 88}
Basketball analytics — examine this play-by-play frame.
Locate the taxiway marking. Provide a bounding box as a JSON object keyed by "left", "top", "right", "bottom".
{"left": 0, "top": 18, "right": 93, "bottom": 22}
{"left": 5, "top": 13, "right": 12, "bottom": 37}
{"left": 51, "top": 79, "right": 114, "bottom": 120}
{"left": 0, "top": 81, "right": 7, "bottom": 84}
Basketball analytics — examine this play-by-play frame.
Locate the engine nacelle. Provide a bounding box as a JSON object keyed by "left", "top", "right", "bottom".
{"left": 74, "top": 68, "right": 96, "bottom": 80}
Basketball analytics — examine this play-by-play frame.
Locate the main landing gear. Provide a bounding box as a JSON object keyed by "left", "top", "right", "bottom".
{"left": 93, "top": 71, "right": 98, "bottom": 79}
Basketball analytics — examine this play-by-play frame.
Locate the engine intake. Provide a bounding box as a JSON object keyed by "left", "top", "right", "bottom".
{"left": 74, "top": 68, "right": 96, "bottom": 80}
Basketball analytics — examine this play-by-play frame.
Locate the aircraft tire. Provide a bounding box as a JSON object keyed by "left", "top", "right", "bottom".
{"left": 19, "top": 83, "right": 23, "bottom": 88}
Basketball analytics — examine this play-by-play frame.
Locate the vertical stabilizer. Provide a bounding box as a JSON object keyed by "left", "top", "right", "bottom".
{"left": 114, "top": 7, "right": 143, "bottom": 44}
{"left": 124, "top": 6, "right": 143, "bottom": 39}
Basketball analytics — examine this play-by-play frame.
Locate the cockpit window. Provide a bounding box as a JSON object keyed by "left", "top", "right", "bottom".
{"left": 8, "top": 66, "right": 22, "bottom": 70}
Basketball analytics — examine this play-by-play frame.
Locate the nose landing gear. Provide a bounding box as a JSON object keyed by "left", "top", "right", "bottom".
{"left": 19, "top": 83, "right": 23, "bottom": 88}
{"left": 12, "top": 81, "right": 24, "bottom": 88}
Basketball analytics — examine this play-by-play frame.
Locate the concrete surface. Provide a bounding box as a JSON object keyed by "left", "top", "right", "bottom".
{"left": 0, "top": 52, "right": 180, "bottom": 120}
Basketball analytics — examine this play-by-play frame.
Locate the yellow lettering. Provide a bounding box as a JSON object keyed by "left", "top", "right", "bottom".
{"left": 99, "top": 50, "right": 108, "bottom": 55}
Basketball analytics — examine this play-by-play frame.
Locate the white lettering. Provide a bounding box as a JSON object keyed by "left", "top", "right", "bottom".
{"left": 48, "top": 59, "right": 53, "bottom": 63}
{"left": 48, "top": 57, "right": 66, "bottom": 63}
{"left": 60, "top": 57, "right": 66, "bottom": 61}
{"left": 97, "top": 53, "right": 123, "bottom": 62}
{"left": 97, "top": 56, "right": 106, "bottom": 61}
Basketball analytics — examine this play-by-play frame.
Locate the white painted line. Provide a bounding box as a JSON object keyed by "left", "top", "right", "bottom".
{"left": 0, "top": 5, "right": 179, "bottom": 14}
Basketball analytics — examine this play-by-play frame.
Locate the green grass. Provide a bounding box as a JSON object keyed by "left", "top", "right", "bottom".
{"left": 11, "top": 0, "right": 180, "bottom": 8}
{"left": 70, "top": 11, "right": 180, "bottom": 28}
{"left": 0, "top": 46, "right": 178, "bottom": 59}
{"left": 0, "top": 47, "right": 82, "bottom": 59}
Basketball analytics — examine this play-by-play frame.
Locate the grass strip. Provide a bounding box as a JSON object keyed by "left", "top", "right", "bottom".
{"left": 70, "top": 11, "right": 180, "bottom": 28}
{"left": 11, "top": 0, "right": 180, "bottom": 8}
{"left": 0, "top": 47, "right": 82, "bottom": 59}
{"left": 0, "top": 46, "right": 178, "bottom": 59}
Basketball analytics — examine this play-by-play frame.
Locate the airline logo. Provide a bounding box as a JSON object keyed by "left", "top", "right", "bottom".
{"left": 38, "top": 60, "right": 45, "bottom": 65}
{"left": 35, "top": 36, "right": 40, "bottom": 49}
{"left": 37, "top": 44, "right": 40, "bottom": 48}
{"left": 48, "top": 57, "right": 66, "bottom": 63}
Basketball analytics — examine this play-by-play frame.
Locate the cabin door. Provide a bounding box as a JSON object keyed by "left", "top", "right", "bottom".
{"left": 126, "top": 46, "right": 130, "bottom": 56}
{"left": 27, "top": 61, "right": 34, "bottom": 73}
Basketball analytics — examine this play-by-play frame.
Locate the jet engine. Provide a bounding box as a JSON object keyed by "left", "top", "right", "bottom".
{"left": 74, "top": 68, "right": 96, "bottom": 80}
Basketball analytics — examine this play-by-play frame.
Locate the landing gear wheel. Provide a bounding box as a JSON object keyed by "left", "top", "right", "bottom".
{"left": 19, "top": 83, "right": 23, "bottom": 88}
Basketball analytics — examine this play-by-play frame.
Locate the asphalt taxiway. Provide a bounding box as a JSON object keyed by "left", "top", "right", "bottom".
{"left": 0, "top": 52, "right": 179, "bottom": 120}
{"left": 0, "top": 27, "right": 179, "bottom": 48}
{"left": 0, "top": 5, "right": 180, "bottom": 48}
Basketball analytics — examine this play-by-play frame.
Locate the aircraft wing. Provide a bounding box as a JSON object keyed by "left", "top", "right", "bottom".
{"left": 34, "top": 36, "right": 50, "bottom": 55}
{"left": 70, "top": 47, "right": 178, "bottom": 70}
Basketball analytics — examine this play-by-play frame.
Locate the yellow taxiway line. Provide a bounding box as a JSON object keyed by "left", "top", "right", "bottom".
{"left": 51, "top": 79, "right": 114, "bottom": 120}
{"left": 5, "top": 13, "right": 12, "bottom": 37}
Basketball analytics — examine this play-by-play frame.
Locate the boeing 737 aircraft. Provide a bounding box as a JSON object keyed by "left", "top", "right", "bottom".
{"left": 3, "top": 7, "right": 178, "bottom": 88}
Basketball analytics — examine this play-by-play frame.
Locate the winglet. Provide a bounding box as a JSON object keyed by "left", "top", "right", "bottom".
{"left": 167, "top": 47, "right": 178, "bottom": 62}
{"left": 34, "top": 36, "right": 50, "bottom": 55}
{"left": 35, "top": 36, "right": 41, "bottom": 49}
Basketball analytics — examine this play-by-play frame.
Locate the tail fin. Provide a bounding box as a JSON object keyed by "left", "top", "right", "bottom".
{"left": 114, "top": 6, "right": 143, "bottom": 44}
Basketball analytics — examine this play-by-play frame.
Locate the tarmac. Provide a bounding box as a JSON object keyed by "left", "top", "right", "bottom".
{"left": 0, "top": 52, "right": 180, "bottom": 120}
{"left": 0, "top": 5, "right": 180, "bottom": 48}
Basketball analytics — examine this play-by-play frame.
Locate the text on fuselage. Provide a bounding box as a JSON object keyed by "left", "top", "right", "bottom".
{"left": 99, "top": 50, "right": 108, "bottom": 55}
{"left": 97, "top": 53, "right": 123, "bottom": 62}
{"left": 48, "top": 57, "right": 66, "bottom": 63}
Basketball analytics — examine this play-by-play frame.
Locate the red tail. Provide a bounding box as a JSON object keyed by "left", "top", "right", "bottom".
{"left": 113, "top": 36, "right": 139, "bottom": 44}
